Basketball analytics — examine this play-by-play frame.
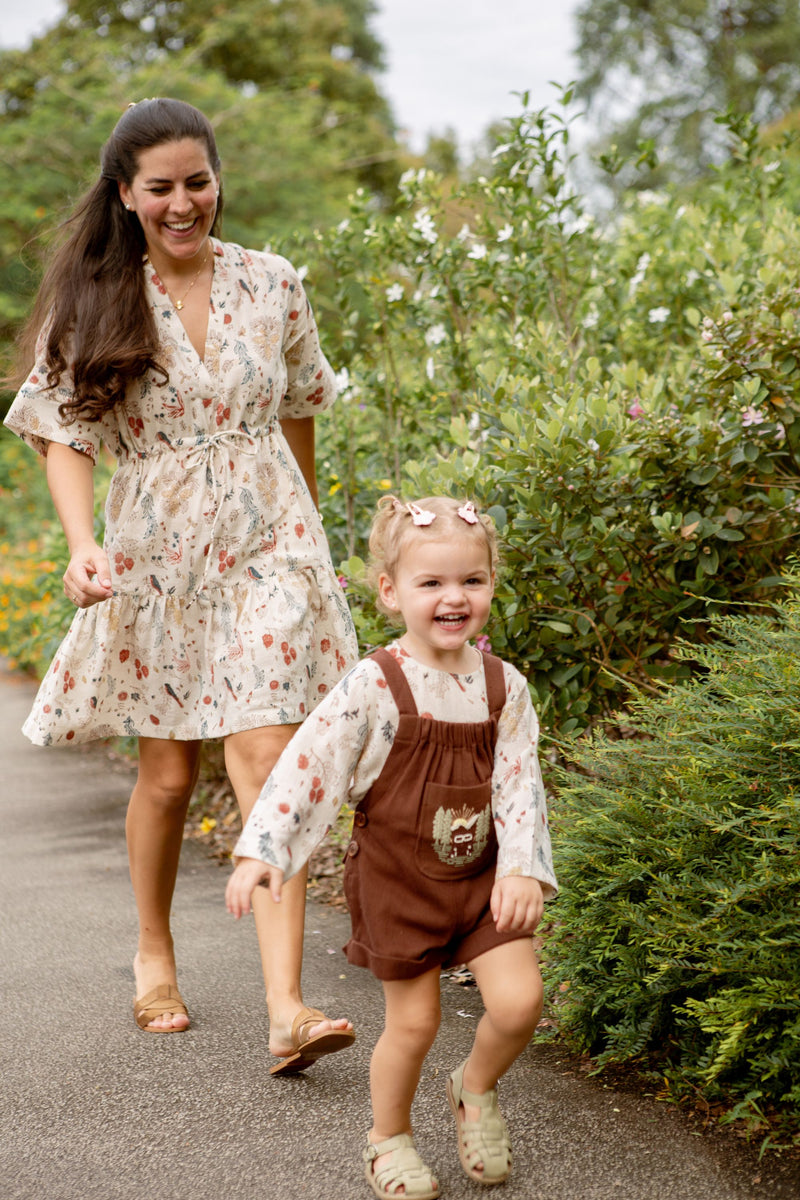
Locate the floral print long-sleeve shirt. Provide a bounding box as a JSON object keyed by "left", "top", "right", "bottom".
{"left": 234, "top": 641, "right": 558, "bottom": 897}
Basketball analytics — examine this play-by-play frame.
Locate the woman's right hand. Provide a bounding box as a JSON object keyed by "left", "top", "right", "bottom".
{"left": 63, "top": 539, "right": 113, "bottom": 608}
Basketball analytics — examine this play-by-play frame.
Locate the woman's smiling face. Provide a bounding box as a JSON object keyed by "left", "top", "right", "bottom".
{"left": 118, "top": 137, "right": 219, "bottom": 269}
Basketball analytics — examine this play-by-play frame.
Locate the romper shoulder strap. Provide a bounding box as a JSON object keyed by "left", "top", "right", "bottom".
{"left": 481, "top": 651, "right": 507, "bottom": 718}
{"left": 369, "top": 647, "right": 418, "bottom": 716}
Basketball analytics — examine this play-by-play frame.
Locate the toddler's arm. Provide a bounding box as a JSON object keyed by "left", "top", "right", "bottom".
{"left": 491, "top": 875, "right": 544, "bottom": 934}
{"left": 226, "top": 858, "right": 284, "bottom": 917}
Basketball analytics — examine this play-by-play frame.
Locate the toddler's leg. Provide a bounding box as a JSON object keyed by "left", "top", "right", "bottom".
{"left": 446, "top": 938, "right": 542, "bottom": 1184}
{"left": 466, "top": 937, "right": 543, "bottom": 1092}
{"left": 364, "top": 969, "right": 441, "bottom": 1198}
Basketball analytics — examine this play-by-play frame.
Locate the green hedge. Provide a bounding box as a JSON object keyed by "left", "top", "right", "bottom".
{"left": 545, "top": 573, "right": 800, "bottom": 1147}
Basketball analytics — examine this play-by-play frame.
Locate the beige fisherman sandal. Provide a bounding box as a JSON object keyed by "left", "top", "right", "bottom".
{"left": 446, "top": 1059, "right": 512, "bottom": 1185}
{"left": 363, "top": 1132, "right": 440, "bottom": 1199}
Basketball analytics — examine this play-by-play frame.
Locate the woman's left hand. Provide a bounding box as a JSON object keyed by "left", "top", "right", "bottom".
{"left": 490, "top": 875, "right": 544, "bottom": 934}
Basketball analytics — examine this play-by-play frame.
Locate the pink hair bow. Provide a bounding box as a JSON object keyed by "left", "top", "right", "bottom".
{"left": 406, "top": 502, "right": 436, "bottom": 526}
{"left": 457, "top": 502, "right": 479, "bottom": 525}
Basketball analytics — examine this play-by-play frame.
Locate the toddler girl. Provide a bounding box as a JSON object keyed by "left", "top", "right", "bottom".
{"left": 227, "top": 496, "right": 557, "bottom": 1198}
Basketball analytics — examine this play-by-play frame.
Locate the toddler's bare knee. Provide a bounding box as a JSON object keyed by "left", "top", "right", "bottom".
{"left": 391, "top": 1004, "right": 440, "bottom": 1055}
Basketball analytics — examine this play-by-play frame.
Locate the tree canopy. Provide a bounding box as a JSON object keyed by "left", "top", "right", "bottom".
{"left": 574, "top": 0, "right": 800, "bottom": 181}
{"left": 0, "top": 0, "right": 401, "bottom": 365}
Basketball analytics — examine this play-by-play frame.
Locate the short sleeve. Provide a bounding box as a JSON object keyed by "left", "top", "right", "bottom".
{"left": 276, "top": 263, "right": 338, "bottom": 420}
{"left": 4, "top": 328, "right": 103, "bottom": 463}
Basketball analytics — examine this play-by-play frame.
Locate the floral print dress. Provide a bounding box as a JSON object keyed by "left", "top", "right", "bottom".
{"left": 4, "top": 240, "right": 357, "bottom": 745}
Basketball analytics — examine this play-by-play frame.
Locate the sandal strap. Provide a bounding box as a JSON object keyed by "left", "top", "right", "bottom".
{"left": 289, "top": 1006, "right": 326, "bottom": 1047}
{"left": 133, "top": 984, "right": 188, "bottom": 1028}
{"left": 448, "top": 1060, "right": 512, "bottom": 1183}
{"left": 363, "top": 1134, "right": 439, "bottom": 1198}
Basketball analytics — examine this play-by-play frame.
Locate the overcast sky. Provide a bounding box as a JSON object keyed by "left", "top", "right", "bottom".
{"left": 2, "top": 1, "right": 581, "bottom": 153}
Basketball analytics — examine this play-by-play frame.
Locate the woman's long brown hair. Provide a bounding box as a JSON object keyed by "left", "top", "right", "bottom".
{"left": 12, "top": 98, "right": 224, "bottom": 422}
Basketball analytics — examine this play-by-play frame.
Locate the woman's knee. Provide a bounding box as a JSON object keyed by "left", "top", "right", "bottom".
{"left": 135, "top": 741, "right": 200, "bottom": 810}
{"left": 224, "top": 725, "right": 298, "bottom": 805}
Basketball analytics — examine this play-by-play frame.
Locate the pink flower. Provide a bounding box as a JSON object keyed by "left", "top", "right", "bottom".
{"left": 337, "top": 574, "right": 348, "bottom": 590}
{"left": 627, "top": 400, "right": 645, "bottom": 419}
{"left": 475, "top": 634, "right": 492, "bottom": 652}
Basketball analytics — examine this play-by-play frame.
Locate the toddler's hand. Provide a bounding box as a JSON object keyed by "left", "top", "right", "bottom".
{"left": 491, "top": 875, "right": 544, "bottom": 934}
{"left": 225, "top": 858, "right": 284, "bottom": 917}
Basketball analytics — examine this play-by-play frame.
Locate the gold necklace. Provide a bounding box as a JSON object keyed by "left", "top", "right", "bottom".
{"left": 161, "top": 247, "right": 210, "bottom": 311}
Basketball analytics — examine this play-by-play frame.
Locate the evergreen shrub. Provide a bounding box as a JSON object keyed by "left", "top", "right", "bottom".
{"left": 545, "top": 575, "right": 800, "bottom": 1145}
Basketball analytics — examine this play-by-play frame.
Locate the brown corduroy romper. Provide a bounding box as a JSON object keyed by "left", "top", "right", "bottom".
{"left": 343, "top": 647, "right": 532, "bottom": 981}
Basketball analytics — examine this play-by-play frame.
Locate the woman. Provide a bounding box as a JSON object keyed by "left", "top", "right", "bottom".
{"left": 5, "top": 98, "right": 358, "bottom": 1063}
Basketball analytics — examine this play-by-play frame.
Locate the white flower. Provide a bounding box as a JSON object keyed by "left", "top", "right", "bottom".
{"left": 386, "top": 283, "right": 404, "bottom": 303}
{"left": 429, "top": 285, "right": 441, "bottom": 299}
{"left": 456, "top": 224, "right": 471, "bottom": 242}
{"left": 426, "top": 356, "right": 435, "bottom": 380}
{"left": 628, "top": 252, "right": 651, "bottom": 296}
{"left": 492, "top": 142, "right": 512, "bottom": 158}
{"left": 425, "top": 323, "right": 447, "bottom": 346}
{"left": 497, "top": 224, "right": 513, "bottom": 242}
{"left": 337, "top": 218, "right": 350, "bottom": 234}
{"left": 413, "top": 207, "right": 438, "bottom": 244}
{"left": 468, "top": 243, "right": 487, "bottom": 260}
{"left": 296, "top": 264, "right": 308, "bottom": 281}
{"left": 334, "top": 367, "right": 350, "bottom": 391}
{"left": 587, "top": 438, "right": 600, "bottom": 451}
{"left": 763, "top": 161, "right": 780, "bottom": 174}
{"left": 685, "top": 269, "right": 700, "bottom": 286}
{"left": 636, "top": 190, "right": 667, "bottom": 206}
{"left": 582, "top": 306, "right": 599, "bottom": 329}
{"left": 648, "top": 306, "right": 670, "bottom": 324}
{"left": 741, "top": 406, "right": 765, "bottom": 427}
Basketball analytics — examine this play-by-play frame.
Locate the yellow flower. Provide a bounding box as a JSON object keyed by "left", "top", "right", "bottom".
{"left": 378, "top": 479, "right": 392, "bottom": 490}
{"left": 200, "top": 816, "right": 217, "bottom": 834}
{"left": 328, "top": 481, "right": 342, "bottom": 496}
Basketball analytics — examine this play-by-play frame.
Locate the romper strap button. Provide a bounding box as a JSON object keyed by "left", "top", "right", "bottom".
{"left": 354, "top": 811, "right": 368, "bottom": 827}
{"left": 346, "top": 840, "right": 360, "bottom": 857}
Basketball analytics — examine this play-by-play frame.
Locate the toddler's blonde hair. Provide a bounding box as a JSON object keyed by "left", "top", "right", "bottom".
{"left": 367, "top": 495, "right": 499, "bottom": 619}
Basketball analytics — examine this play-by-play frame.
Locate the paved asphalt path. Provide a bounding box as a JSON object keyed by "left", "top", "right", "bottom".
{"left": 2, "top": 665, "right": 799, "bottom": 1200}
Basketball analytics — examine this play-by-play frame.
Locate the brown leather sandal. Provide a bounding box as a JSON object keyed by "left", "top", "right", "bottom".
{"left": 133, "top": 984, "right": 190, "bottom": 1033}
{"left": 269, "top": 1005, "right": 355, "bottom": 1075}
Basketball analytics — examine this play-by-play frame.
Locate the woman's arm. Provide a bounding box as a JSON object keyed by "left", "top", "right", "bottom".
{"left": 45, "top": 442, "right": 112, "bottom": 607}
{"left": 280, "top": 416, "right": 319, "bottom": 506}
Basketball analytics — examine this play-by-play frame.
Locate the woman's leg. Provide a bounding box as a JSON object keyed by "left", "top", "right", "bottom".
{"left": 370, "top": 970, "right": 442, "bottom": 1143}
{"left": 128, "top": 737, "right": 202, "bottom": 1031}
{"left": 224, "top": 725, "right": 352, "bottom": 1057}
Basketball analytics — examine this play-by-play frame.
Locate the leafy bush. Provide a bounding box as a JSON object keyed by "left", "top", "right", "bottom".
{"left": 0, "top": 430, "right": 112, "bottom": 675}
{"left": 544, "top": 575, "right": 800, "bottom": 1146}
{"left": 299, "top": 102, "right": 800, "bottom": 734}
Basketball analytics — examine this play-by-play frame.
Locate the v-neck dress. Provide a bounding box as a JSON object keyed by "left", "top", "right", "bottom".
{"left": 4, "top": 240, "right": 358, "bottom": 745}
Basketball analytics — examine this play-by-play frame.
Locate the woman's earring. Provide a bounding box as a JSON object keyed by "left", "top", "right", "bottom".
{"left": 124, "top": 204, "right": 133, "bottom": 211}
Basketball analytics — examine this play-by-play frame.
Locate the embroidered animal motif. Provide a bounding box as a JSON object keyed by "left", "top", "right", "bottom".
{"left": 432, "top": 803, "right": 491, "bottom": 867}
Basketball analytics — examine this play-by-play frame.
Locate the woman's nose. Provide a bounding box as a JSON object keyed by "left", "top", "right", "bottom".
{"left": 170, "top": 187, "right": 193, "bottom": 213}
